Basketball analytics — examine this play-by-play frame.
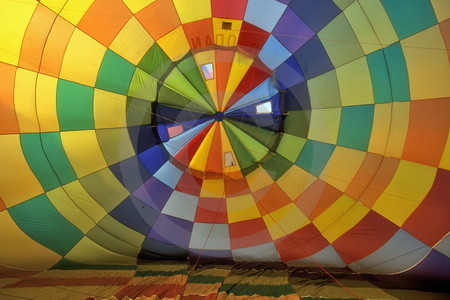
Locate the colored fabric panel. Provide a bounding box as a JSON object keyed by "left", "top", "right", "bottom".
{"left": 337, "top": 105, "right": 374, "bottom": 151}
{"left": 8, "top": 194, "right": 84, "bottom": 256}
{"left": 96, "top": 50, "right": 136, "bottom": 95}
{"left": 57, "top": 80, "right": 94, "bottom": 131}
{"left": 296, "top": 140, "right": 335, "bottom": 177}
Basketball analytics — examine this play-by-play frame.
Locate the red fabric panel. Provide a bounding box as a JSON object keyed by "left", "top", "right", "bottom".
{"left": 225, "top": 177, "right": 250, "bottom": 197}
{"left": 183, "top": 18, "right": 214, "bottom": 50}
{"left": 176, "top": 172, "right": 203, "bottom": 196}
{"left": 275, "top": 224, "right": 329, "bottom": 261}
{"left": 237, "top": 21, "right": 270, "bottom": 55}
{"left": 173, "top": 123, "right": 214, "bottom": 166}
{"left": 403, "top": 168, "right": 450, "bottom": 246}
{"left": 195, "top": 197, "right": 228, "bottom": 223}
{"left": 253, "top": 183, "right": 291, "bottom": 215}
{"left": 211, "top": 0, "right": 248, "bottom": 19}
{"left": 332, "top": 210, "right": 399, "bottom": 264}
{"left": 229, "top": 218, "right": 272, "bottom": 249}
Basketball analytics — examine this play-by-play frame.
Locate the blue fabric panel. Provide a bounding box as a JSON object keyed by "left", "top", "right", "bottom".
{"left": 289, "top": 0, "right": 341, "bottom": 32}
{"left": 284, "top": 81, "right": 310, "bottom": 110}
{"left": 274, "top": 56, "right": 305, "bottom": 90}
{"left": 138, "top": 145, "right": 169, "bottom": 175}
{"left": 293, "top": 36, "right": 334, "bottom": 79}
{"left": 109, "top": 155, "right": 152, "bottom": 193}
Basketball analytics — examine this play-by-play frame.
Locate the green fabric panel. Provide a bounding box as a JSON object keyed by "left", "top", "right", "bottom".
{"left": 79, "top": 169, "right": 130, "bottom": 212}
{"left": 224, "top": 121, "right": 268, "bottom": 162}
{"left": 164, "top": 68, "right": 215, "bottom": 112}
{"left": 276, "top": 134, "right": 306, "bottom": 163}
{"left": 283, "top": 110, "right": 310, "bottom": 138}
{"left": 318, "top": 14, "right": 364, "bottom": 67}
{"left": 227, "top": 119, "right": 277, "bottom": 149}
{"left": 333, "top": 0, "right": 356, "bottom": 10}
{"left": 128, "top": 68, "right": 158, "bottom": 101}
{"left": 337, "top": 105, "right": 374, "bottom": 151}
{"left": 94, "top": 129, "right": 135, "bottom": 166}
{"left": 261, "top": 153, "right": 293, "bottom": 181}
{"left": 176, "top": 57, "right": 215, "bottom": 109}
{"left": 20, "top": 133, "right": 60, "bottom": 191}
{"left": 381, "top": 0, "right": 437, "bottom": 39}
{"left": 97, "top": 215, "right": 145, "bottom": 248}
{"left": 384, "top": 42, "right": 410, "bottom": 102}
{"left": 187, "top": 275, "right": 224, "bottom": 284}
{"left": 126, "top": 97, "right": 153, "bottom": 127}
{"left": 86, "top": 225, "right": 140, "bottom": 257}
{"left": 51, "top": 258, "right": 136, "bottom": 270}
{"left": 96, "top": 50, "right": 136, "bottom": 95}
{"left": 295, "top": 140, "right": 335, "bottom": 177}
{"left": 219, "top": 283, "right": 296, "bottom": 297}
{"left": 367, "top": 49, "right": 392, "bottom": 103}
{"left": 135, "top": 270, "right": 188, "bottom": 277}
{"left": 8, "top": 194, "right": 84, "bottom": 256}
{"left": 138, "top": 43, "right": 172, "bottom": 79}
{"left": 307, "top": 70, "right": 341, "bottom": 109}
{"left": 223, "top": 125, "right": 258, "bottom": 175}
{"left": 158, "top": 85, "right": 212, "bottom": 113}
{"left": 57, "top": 80, "right": 94, "bottom": 131}
{"left": 41, "top": 132, "right": 77, "bottom": 185}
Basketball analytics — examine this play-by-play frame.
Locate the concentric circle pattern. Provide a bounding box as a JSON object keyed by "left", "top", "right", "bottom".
{"left": 0, "top": 0, "right": 449, "bottom": 280}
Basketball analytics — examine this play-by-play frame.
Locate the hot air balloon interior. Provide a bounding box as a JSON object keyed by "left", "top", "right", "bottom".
{"left": 0, "top": 0, "right": 449, "bottom": 299}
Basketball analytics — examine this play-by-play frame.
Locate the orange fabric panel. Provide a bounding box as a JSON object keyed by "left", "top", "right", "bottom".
{"left": 183, "top": 18, "right": 213, "bottom": 51}
{"left": 215, "top": 50, "right": 234, "bottom": 110}
{"left": 225, "top": 177, "right": 250, "bottom": 197}
{"left": 135, "top": 0, "right": 181, "bottom": 40}
{"left": 402, "top": 98, "right": 450, "bottom": 167}
{"left": 358, "top": 157, "right": 400, "bottom": 208}
{"left": 295, "top": 179, "right": 342, "bottom": 220}
{"left": 345, "top": 153, "right": 383, "bottom": 200}
{"left": 0, "top": 197, "right": 6, "bottom": 212}
{"left": 19, "top": 4, "right": 56, "bottom": 72}
{"left": 439, "top": 18, "right": 450, "bottom": 62}
{"left": 253, "top": 183, "right": 291, "bottom": 215}
{"left": 40, "top": 17, "right": 74, "bottom": 77}
{"left": 78, "top": 0, "right": 132, "bottom": 47}
{"left": 205, "top": 122, "right": 222, "bottom": 175}
{"left": 0, "top": 63, "right": 19, "bottom": 134}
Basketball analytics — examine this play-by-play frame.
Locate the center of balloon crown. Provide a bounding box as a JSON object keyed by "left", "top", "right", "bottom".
{"left": 213, "top": 112, "right": 225, "bottom": 121}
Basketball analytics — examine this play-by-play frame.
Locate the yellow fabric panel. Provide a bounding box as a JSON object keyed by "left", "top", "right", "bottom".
{"left": 97, "top": 128, "right": 135, "bottom": 165}
{"left": 200, "top": 178, "right": 225, "bottom": 198}
{"left": 319, "top": 198, "right": 369, "bottom": 243}
{"left": 59, "top": 0, "right": 95, "bottom": 26}
{"left": 263, "top": 203, "right": 310, "bottom": 240}
{"left": 276, "top": 166, "right": 316, "bottom": 200}
{"left": 36, "top": 74, "right": 59, "bottom": 132}
{"left": 47, "top": 186, "right": 96, "bottom": 233}
{"left": 368, "top": 103, "right": 391, "bottom": 155}
{"left": 99, "top": 215, "right": 145, "bottom": 248}
{"left": 63, "top": 180, "right": 107, "bottom": 223}
{"left": 431, "top": 0, "right": 450, "bottom": 21}
{"left": 60, "top": 130, "right": 108, "bottom": 177}
{"left": 213, "top": 18, "right": 242, "bottom": 47}
{"left": 373, "top": 160, "right": 437, "bottom": 226}
{"left": 194, "top": 50, "right": 218, "bottom": 109}
{"left": 402, "top": 26, "right": 450, "bottom": 100}
{"left": 191, "top": 123, "right": 217, "bottom": 172}
{"left": 219, "top": 123, "right": 242, "bottom": 174}
{"left": 221, "top": 52, "right": 253, "bottom": 110}
{"left": 110, "top": 17, "right": 155, "bottom": 65}
{"left": 358, "top": 0, "right": 398, "bottom": 46}
{"left": 344, "top": 2, "right": 381, "bottom": 54}
{"left": 336, "top": 57, "right": 374, "bottom": 106}
{"left": 385, "top": 102, "right": 409, "bottom": 158}
{"left": 308, "top": 108, "right": 341, "bottom": 144}
{"left": 60, "top": 29, "right": 106, "bottom": 87}
{"left": 439, "top": 130, "right": 450, "bottom": 170}
{"left": 0, "top": 0, "right": 37, "bottom": 66}
{"left": 0, "top": 211, "right": 61, "bottom": 270}
{"left": 245, "top": 166, "right": 273, "bottom": 193}
{"left": 173, "top": 0, "right": 211, "bottom": 23}
{"left": 0, "top": 135, "right": 43, "bottom": 207}
{"left": 123, "top": 0, "right": 157, "bottom": 14}
{"left": 157, "top": 26, "right": 190, "bottom": 61}
{"left": 64, "top": 236, "right": 136, "bottom": 265}
{"left": 320, "top": 147, "right": 366, "bottom": 192}
{"left": 14, "top": 68, "right": 39, "bottom": 133}
{"left": 94, "top": 89, "right": 127, "bottom": 129}
{"left": 227, "top": 194, "right": 261, "bottom": 223}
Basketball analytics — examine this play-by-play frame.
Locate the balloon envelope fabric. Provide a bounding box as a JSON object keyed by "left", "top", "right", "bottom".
{"left": 0, "top": 0, "right": 449, "bottom": 284}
